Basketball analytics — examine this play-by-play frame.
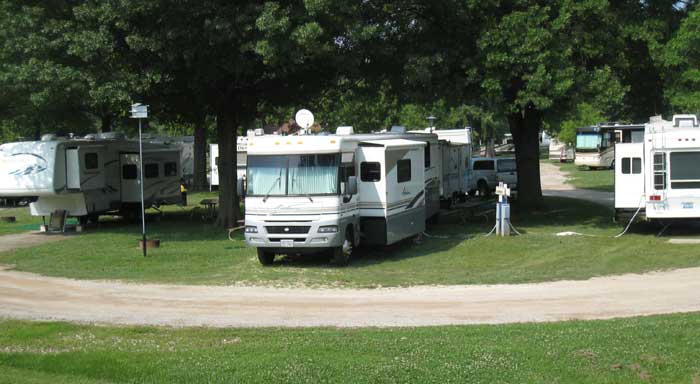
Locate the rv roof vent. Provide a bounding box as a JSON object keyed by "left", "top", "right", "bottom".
{"left": 673, "top": 114, "right": 698, "bottom": 128}
{"left": 97, "top": 132, "right": 126, "bottom": 140}
{"left": 336, "top": 126, "right": 354, "bottom": 135}
{"left": 41, "top": 134, "right": 57, "bottom": 141}
{"left": 390, "top": 125, "right": 406, "bottom": 133}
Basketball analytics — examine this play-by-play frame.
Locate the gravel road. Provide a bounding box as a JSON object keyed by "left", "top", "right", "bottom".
{"left": 540, "top": 162, "right": 614, "bottom": 207}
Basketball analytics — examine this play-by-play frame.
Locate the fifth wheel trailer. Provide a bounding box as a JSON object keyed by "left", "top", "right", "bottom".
{"left": 243, "top": 127, "right": 441, "bottom": 265}
{"left": 615, "top": 114, "right": 700, "bottom": 222}
{"left": 0, "top": 133, "right": 182, "bottom": 223}
{"left": 209, "top": 136, "right": 248, "bottom": 192}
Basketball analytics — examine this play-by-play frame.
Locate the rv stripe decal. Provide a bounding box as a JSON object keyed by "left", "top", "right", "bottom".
{"left": 406, "top": 190, "right": 425, "bottom": 209}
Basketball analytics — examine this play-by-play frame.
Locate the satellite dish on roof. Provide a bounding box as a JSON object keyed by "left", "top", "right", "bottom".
{"left": 295, "top": 109, "right": 314, "bottom": 129}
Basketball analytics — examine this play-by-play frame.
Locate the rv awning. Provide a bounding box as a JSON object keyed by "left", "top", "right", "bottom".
{"left": 359, "top": 139, "right": 427, "bottom": 149}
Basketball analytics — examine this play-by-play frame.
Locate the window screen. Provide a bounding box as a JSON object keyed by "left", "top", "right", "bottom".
{"left": 164, "top": 162, "right": 178, "bottom": 177}
{"left": 84, "top": 153, "right": 98, "bottom": 170}
{"left": 122, "top": 164, "right": 137, "bottom": 180}
{"left": 397, "top": 159, "right": 411, "bottom": 183}
{"left": 473, "top": 160, "right": 494, "bottom": 170}
{"left": 145, "top": 164, "right": 159, "bottom": 178}
{"left": 622, "top": 158, "right": 642, "bottom": 175}
{"left": 671, "top": 152, "right": 700, "bottom": 189}
{"left": 361, "top": 162, "right": 381, "bottom": 182}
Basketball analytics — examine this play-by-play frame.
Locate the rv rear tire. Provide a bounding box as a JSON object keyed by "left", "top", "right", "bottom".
{"left": 257, "top": 249, "right": 275, "bottom": 266}
{"left": 332, "top": 230, "right": 353, "bottom": 266}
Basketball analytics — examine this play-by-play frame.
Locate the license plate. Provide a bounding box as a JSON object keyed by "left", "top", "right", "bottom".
{"left": 280, "top": 239, "right": 295, "bottom": 248}
{"left": 682, "top": 202, "right": 694, "bottom": 209}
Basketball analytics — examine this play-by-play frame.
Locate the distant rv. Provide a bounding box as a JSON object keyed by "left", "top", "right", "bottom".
{"left": 0, "top": 133, "right": 182, "bottom": 224}
{"left": 209, "top": 136, "right": 247, "bottom": 192}
{"left": 575, "top": 123, "right": 644, "bottom": 169}
{"left": 615, "top": 114, "right": 700, "bottom": 222}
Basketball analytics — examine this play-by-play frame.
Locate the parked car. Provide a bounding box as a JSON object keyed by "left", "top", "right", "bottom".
{"left": 469, "top": 157, "right": 497, "bottom": 197}
{"left": 495, "top": 157, "right": 518, "bottom": 190}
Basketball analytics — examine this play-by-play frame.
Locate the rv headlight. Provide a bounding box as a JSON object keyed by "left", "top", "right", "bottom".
{"left": 318, "top": 225, "right": 338, "bottom": 233}
{"left": 245, "top": 226, "right": 258, "bottom": 233}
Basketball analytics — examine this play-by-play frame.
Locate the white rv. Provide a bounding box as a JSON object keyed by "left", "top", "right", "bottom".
{"left": 244, "top": 127, "right": 440, "bottom": 265}
{"left": 575, "top": 125, "right": 618, "bottom": 168}
{"left": 149, "top": 136, "right": 194, "bottom": 184}
{"left": 209, "top": 136, "right": 247, "bottom": 191}
{"left": 615, "top": 115, "right": 700, "bottom": 222}
{"left": 0, "top": 133, "right": 182, "bottom": 223}
{"left": 548, "top": 138, "right": 575, "bottom": 162}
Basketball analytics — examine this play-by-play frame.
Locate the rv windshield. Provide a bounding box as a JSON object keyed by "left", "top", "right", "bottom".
{"left": 576, "top": 133, "right": 602, "bottom": 150}
{"left": 247, "top": 154, "right": 340, "bottom": 196}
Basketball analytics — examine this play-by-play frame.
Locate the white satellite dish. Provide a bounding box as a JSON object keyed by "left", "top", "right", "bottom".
{"left": 295, "top": 109, "right": 314, "bottom": 129}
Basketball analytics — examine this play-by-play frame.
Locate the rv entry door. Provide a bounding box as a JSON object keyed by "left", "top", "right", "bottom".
{"left": 614, "top": 143, "right": 644, "bottom": 209}
{"left": 66, "top": 149, "right": 81, "bottom": 190}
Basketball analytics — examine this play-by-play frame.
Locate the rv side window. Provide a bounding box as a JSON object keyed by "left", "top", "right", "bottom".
{"left": 670, "top": 152, "right": 700, "bottom": 189}
{"left": 632, "top": 158, "right": 641, "bottom": 174}
{"left": 122, "top": 164, "right": 137, "bottom": 180}
{"left": 621, "top": 158, "right": 631, "bottom": 174}
{"left": 84, "top": 153, "right": 98, "bottom": 170}
{"left": 653, "top": 153, "right": 667, "bottom": 190}
{"left": 145, "top": 164, "right": 159, "bottom": 178}
{"left": 473, "top": 160, "right": 494, "bottom": 171}
{"left": 424, "top": 144, "right": 431, "bottom": 168}
{"left": 164, "top": 162, "right": 178, "bottom": 177}
{"left": 361, "top": 162, "right": 381, "bottom": 182}
{"left": 397, "top": 159, "right": 411, "bottom": 183}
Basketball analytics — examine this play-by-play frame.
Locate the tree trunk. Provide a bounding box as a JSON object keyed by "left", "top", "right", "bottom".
{"left": 99, "top": 114, "right": 112, "bottom": 133}
{"left": 215, "top": 107, "right": 240, "bottom": 228}
{"left": 509, "top": 104, "right": 544, "bottom": 210}
{"left": 192, "top": 114, "right": 208, "bottom": 191}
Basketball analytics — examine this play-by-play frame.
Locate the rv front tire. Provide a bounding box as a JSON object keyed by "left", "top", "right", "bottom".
{"left": 257, "top": 249, "right": 275, "bottom": 266}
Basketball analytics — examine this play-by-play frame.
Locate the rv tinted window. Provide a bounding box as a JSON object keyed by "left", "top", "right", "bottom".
{"left": 361, "top": 162, "right": 381, "bottom": 182}
{"left": 621, "top": 158, "right": 631, "bottom": 174}
{"left": 424, "top": 143, "right": 431, "bottom": 168}
{"left": 122, "top": 164, "right": 137, "bottom": 180}
{"left": 84, "top": 153, "right": 98, "bottom": 170}
{"left": 164, "top": 162, "right": 177, "bottom": 177}
{"left": 632, "top": 158, "right": 642, "bottom": 174}
{"left": 473, "top": 160, "right": 494, "bottom": 171}
{"left": 671, "top": 152, "right": 700, "bottom": 189}
{"left": 145, "top": 164, "right": 159, "bottom": 178}
{"left": 397, "top": 159, "right": 411, "bottom": 183}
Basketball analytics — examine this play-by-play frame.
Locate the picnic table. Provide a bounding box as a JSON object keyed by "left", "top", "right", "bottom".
{"left": 194, "top": 198, "right": 218, "bottom": 221}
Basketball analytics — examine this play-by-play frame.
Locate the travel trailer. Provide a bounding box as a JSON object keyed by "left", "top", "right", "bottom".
{"left": 244, "top": 127, "right": 441, "bottom": 265}
{"left": 549, "top": 138, "right": 575, "bottom": 162}
{"left": 411, "top": 128, "right": 473, "bottom": 207}
{"left": 615, "top": 115, "right": 700, "bottom": 222}
{"left": 0, "top": 133, "right": 182, "bottom": 223}
{"left": 575, "top": 123, "right": 644, "bottom": 169}
{"left": 148, "top": 136, "right": 194, "bottom": 184}
{"left": 209, "top": 136, "right": 247, "bottom": 191}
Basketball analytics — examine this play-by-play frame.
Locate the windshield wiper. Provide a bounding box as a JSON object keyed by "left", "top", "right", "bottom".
{"left": 262, "top": 176, "right": 281, "bottom": 202}
{"left": 290, "top": 177, "right": 313, "bottom": 203}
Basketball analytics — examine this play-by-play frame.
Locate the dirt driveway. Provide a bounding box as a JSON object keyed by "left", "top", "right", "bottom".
{"left": 540, "top": 162, "right": 614, "bottom": 207}
{"left": 2, "top": 265, "right": 700, "bottom": 328}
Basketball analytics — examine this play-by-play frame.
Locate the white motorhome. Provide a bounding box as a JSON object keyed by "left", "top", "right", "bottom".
{"left": 549, "top": 138, "right": 575, "bottom": 162}
{"left": 244, "top": 127, "right": 441, "bottom": 265}
{"left": 575, "top": 123, "right": 645, "bottom": 169}
{"left": 0, "top": 133, "right": 182, "bottom": 223}
{"left": 615, "top": 115, "right": 700, "bottom": 222}
{"left": 209, "top": 136, "right": 247, "bottom": 191}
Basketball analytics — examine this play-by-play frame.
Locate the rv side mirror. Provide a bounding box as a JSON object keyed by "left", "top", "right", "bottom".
{"left": 347, "top": 176, "right": 357, "bottom": 195}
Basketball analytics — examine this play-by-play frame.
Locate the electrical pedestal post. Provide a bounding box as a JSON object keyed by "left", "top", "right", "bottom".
{"left": 495, "top": 182, "right": 511, "bottom": 237}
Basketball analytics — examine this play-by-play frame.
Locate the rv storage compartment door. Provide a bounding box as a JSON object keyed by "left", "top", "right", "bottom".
{"left": 614, "top": 143, "right": 644, "bottom": 209}
{"left": 66, "top": 149, "right": 81, "bottom": 190}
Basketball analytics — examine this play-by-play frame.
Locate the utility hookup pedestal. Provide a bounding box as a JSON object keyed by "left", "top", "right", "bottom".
{"left": 495, "top": 182, "right": 511, "bottom": 237}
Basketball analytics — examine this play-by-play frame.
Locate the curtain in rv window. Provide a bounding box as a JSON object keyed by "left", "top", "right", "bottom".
{"left": 247, "top": 156, "right": 287, "bottom": 196}
{"left": 288, "top": 154, "right": 339, "bottom": 195}
{"left": 670, "top": 152, "right": 700, "bottom": 189}
{"left": 576, "top": 133, "right": 601, "bottom": 149}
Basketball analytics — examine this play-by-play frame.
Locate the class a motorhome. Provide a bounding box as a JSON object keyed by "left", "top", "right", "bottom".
{"left": 575, "top": 123, "right": 645, "bottom": 169}
{"left": 0, "top": 133, "right": 182, "bottom": 223}
{"left": 615, "top": 114, "right": 700, "bottom": 222}
{"left": 209, "top": 136, "right": 248, "bottom": 192}
{"left": 243, "top": 126, "right": 440, "bottom": 265}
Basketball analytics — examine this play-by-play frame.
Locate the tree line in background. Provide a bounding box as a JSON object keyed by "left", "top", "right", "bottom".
{"left": 1, "top": 0, "right": 698, "bottom": 226}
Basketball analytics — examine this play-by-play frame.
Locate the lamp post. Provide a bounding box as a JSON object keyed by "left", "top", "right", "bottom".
{"left": 427, "top": 115, "right": 436, "bottom": 133}
{"left": 130, "top": 103, "right": 148, "bottom": 257}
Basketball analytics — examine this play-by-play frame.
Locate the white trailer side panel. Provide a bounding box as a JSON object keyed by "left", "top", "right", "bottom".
{"left": 614, "top": 143, "right": 645, "bottom": 209}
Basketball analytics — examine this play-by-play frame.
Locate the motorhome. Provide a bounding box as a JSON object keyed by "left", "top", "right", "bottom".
{"left": 0, "top": 133, "right": 182, "bottom": 224}
{"left": 575, "top": 123, "right": 645, "bottom": 169}
{"left": 243, "top": 127, "right": 441, "bottom": 265}
{"left": 615, "top": 115, "right": 700, "bottom": 222}
{"left": 209, "top": 136, "right": 247, "bottom": 191}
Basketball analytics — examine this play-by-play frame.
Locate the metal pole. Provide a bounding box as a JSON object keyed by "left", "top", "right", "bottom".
{"left": 138, "top": 118, "right": 147, "bottom": 257}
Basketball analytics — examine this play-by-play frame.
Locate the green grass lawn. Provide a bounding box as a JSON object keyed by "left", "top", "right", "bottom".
{"left": 2, "top": 313, "right": 700, "bottom": 383}
{"left": 555, "top": 161, "right": 615, "bottom": 192}
{"left": 2, "top": 194, "right": 700, "bottom": 287}
{"left": 0, "top": 205, "right": 43, "bottom": 235}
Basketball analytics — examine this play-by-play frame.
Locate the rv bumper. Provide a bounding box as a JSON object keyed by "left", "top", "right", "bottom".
{"left": 244, "top": 216, "right": 346, "bottom": 254}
